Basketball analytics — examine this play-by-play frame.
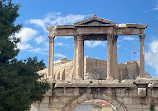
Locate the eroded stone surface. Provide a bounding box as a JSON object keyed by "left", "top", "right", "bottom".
{"left": 30, "top": 80, "right": 158, "bottom": 111}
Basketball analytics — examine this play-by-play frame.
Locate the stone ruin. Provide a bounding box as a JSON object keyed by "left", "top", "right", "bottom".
{"left": 46, "top": 15, "right": 148, "bottom": 80}
{"left": 30, "top": 15, "right": 158, "bottom": 111}
{"left": 39, "top": 57, "right": 151, "bottom": 81}
{"left": 39, "top": 15, "right": 149, "bottom": 81}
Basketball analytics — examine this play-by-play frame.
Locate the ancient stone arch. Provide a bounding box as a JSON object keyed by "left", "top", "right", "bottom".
{"left": 63, "top": 93, "right": 127, "bottom": 111}
{"left": 30, "top": 15, "right": 158, "bottom": 111}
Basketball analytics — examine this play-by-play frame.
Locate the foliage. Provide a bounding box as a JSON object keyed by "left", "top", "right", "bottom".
{"left": 150, "top": 104, "right": 155, "bottom": 111}
{"left": 0, "top": 0, "right": 21, "bottom": 63}
{"left": 0, "top": 0, "right": 50, "bottom": 111}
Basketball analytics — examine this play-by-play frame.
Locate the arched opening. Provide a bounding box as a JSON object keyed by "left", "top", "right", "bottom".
{"left": 74, "top": 99, "right": 116, "bottom": 111}
{"left": 62, "top": 94, "right": 127, "bottom": 111}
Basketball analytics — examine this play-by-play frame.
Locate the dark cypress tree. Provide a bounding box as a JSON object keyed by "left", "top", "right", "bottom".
{"left": 0, "top": 0, "right": 50, "bottom": 111}
{"left": 0, "top": 0, "right": 21, "bottom": 63}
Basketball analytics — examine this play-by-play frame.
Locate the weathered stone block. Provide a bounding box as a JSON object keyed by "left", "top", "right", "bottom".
{"left": 42, "top": 97, "right": 50, "bottom": 104}
{"left": 40, "top": 103, "right": 49, "bottom": 108}
{"left": 138, "top": 88, "right": 146, "bottom": 97}
{"left": 122, "top": 98, "right": 133, "bottom": 104}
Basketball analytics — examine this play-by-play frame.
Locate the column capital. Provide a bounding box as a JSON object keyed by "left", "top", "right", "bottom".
{"left": 49, "top": 36, "right": 55, "bottom": 42}
{"left": 139, "top": 34, "right": 145, "bottom": 39}
{"left": 113, "top": 35, "right": 118, "bottom": 40}
{"left": 48, "top": 35, "right": 55, "bottom": 38}
{"left": 107, "top": 33, "right": 113, "bottom": 37}
{"left": 107, "top": 34, "right": 113, "bottom": 41}
{"left": 77, "top": 35, "right": 84, "bottom": 41}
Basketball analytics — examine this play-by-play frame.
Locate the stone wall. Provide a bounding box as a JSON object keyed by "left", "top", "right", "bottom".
{"left": 119, "top": 61, "right": 140, "bottom": 80}
{"left": 38, "top": 57, "right": 150, "bottom": 81}
{"left": 30, "top": 79, "right": 158, "bottom": 111}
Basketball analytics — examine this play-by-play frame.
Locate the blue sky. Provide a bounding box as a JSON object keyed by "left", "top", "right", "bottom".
{"left": 12, "top": 0, "right": 158, "bottom": 77}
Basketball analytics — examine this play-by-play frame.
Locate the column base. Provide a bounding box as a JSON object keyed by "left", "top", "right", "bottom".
{"left": 136, "top": 73, "right": 148, "bottom": 79}
{"left": 47, "top": 75, "right": 52, "bottom": 79}
{"left": 74, "top": 76, "right": 83, "bottom": 80}
{"left": 106, "top": 77, "right": 114, "bottom": 80}
{"left": 135, "top": 77, "right": 151, "bottom": 84}
{"left": 105, "top": 79, "right": 119, "bottom": 83}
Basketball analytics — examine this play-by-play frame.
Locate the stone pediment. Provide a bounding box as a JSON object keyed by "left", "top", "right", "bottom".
{"left": 74, "top": 15, "right": 116, "bottom": 26}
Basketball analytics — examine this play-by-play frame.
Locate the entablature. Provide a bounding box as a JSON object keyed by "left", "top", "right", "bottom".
{"left": 46, "top": 15, "right": 148, "bottom": 38}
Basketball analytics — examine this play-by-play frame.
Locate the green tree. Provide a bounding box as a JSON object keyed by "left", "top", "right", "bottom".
{"left": 0, "top": 0, "right": 21, "bottom": 63}
{"left": 0, "top": 0, "right": 50, "bottom": 111}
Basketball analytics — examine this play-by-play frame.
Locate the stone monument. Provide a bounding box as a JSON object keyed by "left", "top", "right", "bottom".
{"left": 30, "top": 15, "right": 158, "bottom": 111}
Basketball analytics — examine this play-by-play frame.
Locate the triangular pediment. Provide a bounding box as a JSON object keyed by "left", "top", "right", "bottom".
{"left": 74, "top": 15, "right": 116, "bottom": 26}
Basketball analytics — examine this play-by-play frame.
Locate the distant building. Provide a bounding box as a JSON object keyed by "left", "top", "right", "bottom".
{"left": 74, "top": 100, "right": 116, "bottom": 111}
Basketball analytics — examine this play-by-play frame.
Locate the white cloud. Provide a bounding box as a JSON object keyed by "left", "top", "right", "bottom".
{"left": 148, "top": 41, "right": 158, "bottom": 53}
{"left": 153, "top": 7, "right": 158, "bottom": 10}
{"left": 44, "top": 42, "right": 49, "bottom": 48}
{"left": 34, "top": 36, "right": 46, "bottom": 44}
{"left": 31, "top": 48, "right": 42, "bottom": 52}
{"left": 17, "top": 43, "right": 32, "bottom": 50}
{"left": 54, "top": 42, "right": 69, "bottom": 47}
{"left": 153, "top": 3, "right": 158, "bottom": 10}
{"left": 16, "top": 13, "right": 87, "bottom": 55}
{"left": 27, "top": 47, "right": 48, "bottom": 55}
{"left": 48, "top": 13, "right": 86, "bottom": 25}
{"left": 122, "top": 36, "right": 136, "bottom": 41}
{"left": 54, "top": 53, "right": 66, "bottom": 58}
{"left": 85, "top": 41, "right": 105, "bottom": 48}
{"left": 145, "top": 40, "right": 158, "bottom": 73}
{"left": 34, "top": 36, "right": 49, "bottom": 49}
{"left": 64, "top": 36, "right": 73, "bottom": 39}
{"left": 55, "top": 42, "right": 64, "bottom": 46}
{"left": 28, "top": 12, "right": 87, "bottom": 31}
{"left": 13, "top": 27, "right": 37, "bottom": 50}
{"left": 15, "top": 27, "right": 37, "bottom": 43}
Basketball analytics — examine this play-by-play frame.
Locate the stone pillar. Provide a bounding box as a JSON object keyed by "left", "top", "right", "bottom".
{"left": 48, "top": 36, "right": 54, "bottom": 78}
{"left": 76, "top": 35, "right": 84, "bottom": 80}
{"left": 139, "top": 34, "right": 145, "bottom": 78}
{"left": 73, "top": 36, "right": 77, "bottom": 79}
{"left": 107, "top": 34, "right": 113, "bottom": 80}
{"left": 113, "top": 36, "right": 118, "bottom": 79}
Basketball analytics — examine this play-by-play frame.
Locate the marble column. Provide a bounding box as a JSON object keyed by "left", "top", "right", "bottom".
{"left": 107, "top": 34, "right": 113, "bottom": 80}
{"left": 48, "top": 36, "right": 54, "bottom": 78}
{"left": 76, "top": 35, "right": 84, "bottom": 80}
{"left": 73, "top": 36, "right": 77, "bottom": 79}
{"left": 113, "top": 36, "right": 118, "bottom": 79}
{"left": 139, "top": 34, "right": 145, "bottom": 78}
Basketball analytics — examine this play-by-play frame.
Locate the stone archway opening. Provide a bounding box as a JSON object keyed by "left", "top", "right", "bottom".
{"left": 63, "top": 94, "right": 127, "bottom": 111}
{"left": 73, "top": 99, "right": 116, "bottom": 111}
